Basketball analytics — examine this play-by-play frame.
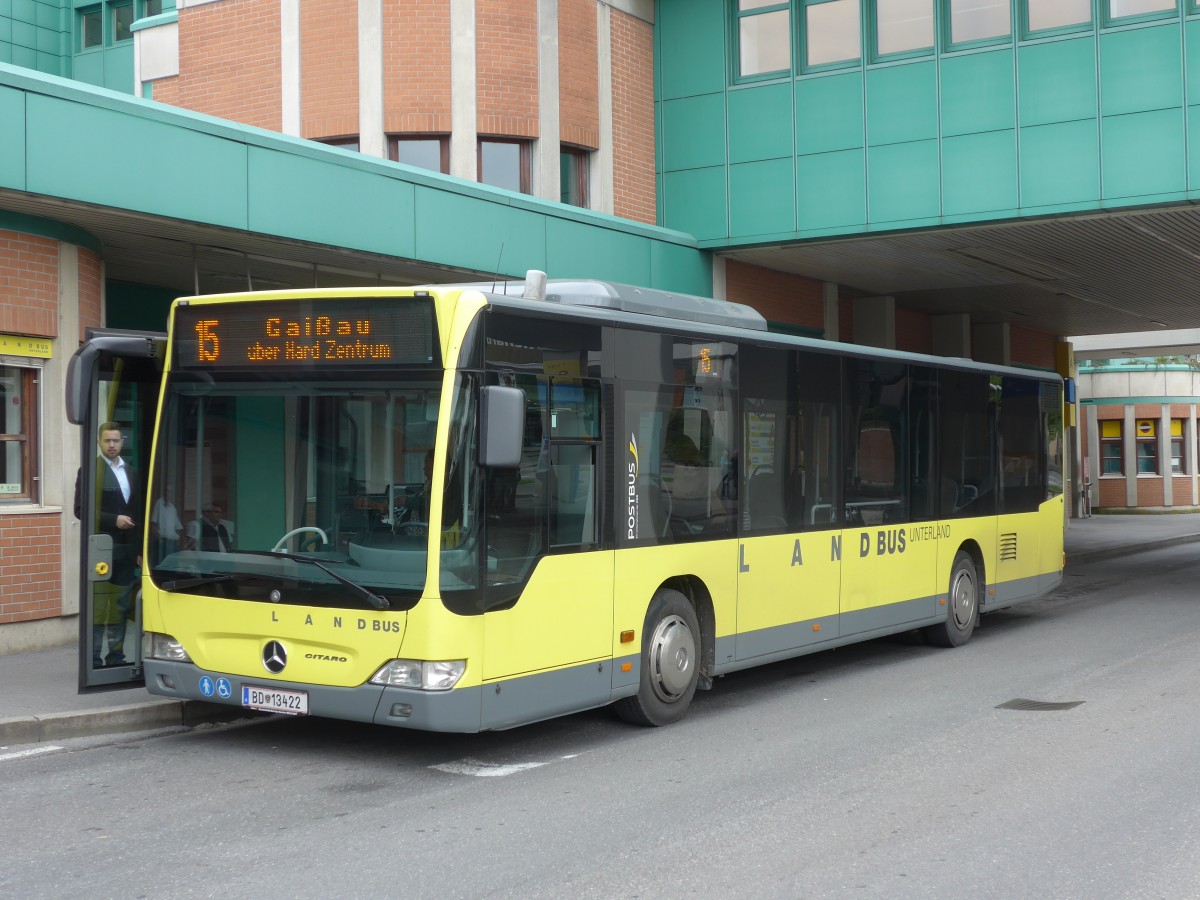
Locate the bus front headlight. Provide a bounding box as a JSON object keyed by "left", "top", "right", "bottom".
{"left": 369, "top": 659, "right": 465, "bottom": 691}
{"left": 142, "top": 632, "right": 193, "bottom": 663}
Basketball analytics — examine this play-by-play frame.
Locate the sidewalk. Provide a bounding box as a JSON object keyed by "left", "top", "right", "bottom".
{"left": 4, "top": 513, "right": 1200, "bottom": 747}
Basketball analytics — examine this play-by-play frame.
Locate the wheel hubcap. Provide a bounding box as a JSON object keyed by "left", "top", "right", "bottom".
{"left": 648, "top": 614, "right": 695, "bottom": 702}
{"left": 950, "top": 569, "right": 976, "bottom": 630}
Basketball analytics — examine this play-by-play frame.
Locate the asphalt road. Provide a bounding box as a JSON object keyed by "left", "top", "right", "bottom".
{"left": 4, "top": 544, "right": 1200, "bottom": 899}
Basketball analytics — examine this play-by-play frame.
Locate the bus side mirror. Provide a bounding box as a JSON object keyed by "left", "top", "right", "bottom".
{"left": 480, "top": 386, "right": 525, "bottom": 468}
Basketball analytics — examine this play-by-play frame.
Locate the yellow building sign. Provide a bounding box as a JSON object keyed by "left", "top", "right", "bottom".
{"left": 0, "top": 334, "right": 52, "bottom": 358}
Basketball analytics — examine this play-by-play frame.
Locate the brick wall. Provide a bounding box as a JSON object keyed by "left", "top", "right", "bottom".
{"left": 383, "top": 0, "right": 451, "bottom": 134}
{"left": 0, "top": 230, "right": 58, "bottom": 337}
{"left": 896, "top": 306, "right": 931, "bottom": 354}
{"left": 610, "top": 9, "right": 655, "bottom": 224}
{"left": 1098, "top": 477, "right": 1125, "bottom": 508}
{"left": 78, "top": 248, "right": 102, "bottom": 342}
{"left": 1136, "top": 477, "right": 1164, "bottom": 507}
{"left": 1172, "top": 476, "right": 1194, "bottom": 506}
{"left": 1011, "top": 324, "right": 1057, "bottom": 369}
{"left": 559, "top": 0, "right": 599, "bottom": 150}
{"left": 169, "top": 0, "right": 282, "bottom": 131}
{"left": 0, "top": 515, "right": 63, "bottom": 624}
{"left": 724, "top": 260, "right": 824, "bottom": 330}
{"left": 301, "top": 1, "right": 359, "bottom": 139}
{"left": 477, "top": 0, "right": 538, "bottom": 138}
{"left": 150, "top": 76, "right": 180, "bottom": 107}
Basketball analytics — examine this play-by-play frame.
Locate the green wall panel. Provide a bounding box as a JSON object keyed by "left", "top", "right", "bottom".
{"left": 867, "top": 139, "right": 939, "bottom": 221}
{"left": 866, "top": 61, "right": 937, "bottom": 145}
{"left": 0, "top": 45, "right": 11, "bottom": 64}
{"left": 796, "top": 149, "right": 865, "bottom": 231}
{"left": 1019, "top": 119, "right": 1099, "bottom": 207}
{"left": 10, "top": 42, "right": 33, "bottom": 67}
{"left": 942, "top": 130, "right": 1017, "bottom": 215}
{"left": 796, "top": 72, "right": 864, "bottom": 155}
{"left": 729, "top": 157, "right": 795, "bottom": 237}
{"left": 546, "top": 218, "right": 650, "bottom": 284}
{"left": 0, "top": 84, "right": 24, "bottom": 190}
{"left": 658, "top": 0, "right": 727, "bottom": 101}
{"left": 650, "top": 240, "right": 712, "bottom": 295}
{"left": 661, "top": 93, "right": 727, "bottom": 172}
{"left": 103, "top": 43, "right": 133, "bottom": 92}
{"left": 728, "top": 83, "right": 793, "bottom": 164}
{"left": 1099, "top": 25, "right": 1182, "bottom": 117}
{"left": 663, "top": 166, "right": 728, "bottom": 241}
{"left": 941, "top": 50, "right": 1014, "bottom": 137}
{"left": 413, "top": 186, "right": 546, "bottom": 276}
{"left": 71, "top": 51, "right": 103, "bottom": 87}
{"left": 1189, "top": 106, "right": 1200, "bottom": 190}
{"left": 247, "top": 147, "right": 417, "bottom": 259}
{"left": 25, "top": 94, "right": 249, "bottom": 226}
{"left": 1018, "top": 37, "right": 1097, "bottom": 127}
{"left": 1102, "top": 109, "right": 1185, "bottom": 199}
{"left": 1188, "top": 22, "right": 1200, "bottom": 103}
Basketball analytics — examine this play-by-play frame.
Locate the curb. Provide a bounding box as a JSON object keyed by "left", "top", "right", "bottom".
{"left": 1065, "top": 532, "right": 1200, "bottom": 568}
{"left": 0, "top": 699, "right": 253, "bottom": 747}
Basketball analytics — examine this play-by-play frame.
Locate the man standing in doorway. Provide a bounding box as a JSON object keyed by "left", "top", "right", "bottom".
{"left": 76, "top": 421, "right": 142, "bottom": 667}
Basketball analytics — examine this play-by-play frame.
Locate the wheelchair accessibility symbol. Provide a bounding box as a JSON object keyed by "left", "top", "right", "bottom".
{"left": 199, "top": 676, "right": 215, "bottom": 697}
{"left": 216, "top": 678, "right": 232, "bottom": 699}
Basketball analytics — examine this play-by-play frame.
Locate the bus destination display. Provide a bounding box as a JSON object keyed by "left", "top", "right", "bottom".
{"left": 173, "top": 298, "right": 436, "bottom": 369}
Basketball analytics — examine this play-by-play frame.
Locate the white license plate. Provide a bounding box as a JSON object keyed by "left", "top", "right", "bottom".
{"left": 241, "top": 685, "right": 309, "bottom": 715}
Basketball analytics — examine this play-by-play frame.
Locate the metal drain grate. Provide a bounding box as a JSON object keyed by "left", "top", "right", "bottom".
{"left": 996, "top": 698, "right": 1085, "bottom": 711}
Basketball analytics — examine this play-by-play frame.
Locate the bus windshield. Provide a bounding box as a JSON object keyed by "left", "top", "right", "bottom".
{"left": 147, "top": 373, "right": 443, "bottom": 608}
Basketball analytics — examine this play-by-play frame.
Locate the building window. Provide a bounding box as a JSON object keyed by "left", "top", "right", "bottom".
{"left": 735, "top": 0, "right": 791, "bottom": 79}
{"left": 80, "top": 7, "right": 104, "bottom": 49}
{"left": 803, "top": 0, "right": 860, "bottom": 69}
{"left": 1171, "top": 419, "right": 1185, "bottom": 474}
{"left": 1025, "top": 0, "right": 1090, "bottom": 32}
{"left": 0, "top": 365, "right": 40, "bottom": 503}
{"left": 947, "top": 0, "right": 1011, "bottom": 45}
{"left": 142, "top": 0, "right": 163, "bottom": 16}
{"left": 390, "top": 136, "right": 449, "bottom": 174}
{"left": 560, "top": 146, "right": 589, "bottom": 208}
{"left": 113, "top": 3, "right": 134, "bottom": 42}
{"left": 316, "top": 136, "right": 360, "bottom": 152}
{"left": 1100, "top": 420, "right": 1123, "bottom": 475}
{"left": 1136, "top": 419, "right": 1158, "bottom": 474}
{"left": 479, "top": 138, "right": 531, "bottom": 194}
{"left": 875, "top": 0, "right": 934, "bottom": 57}
{"left": 1108, "top": 0, "right": 1175, "bottom": 17}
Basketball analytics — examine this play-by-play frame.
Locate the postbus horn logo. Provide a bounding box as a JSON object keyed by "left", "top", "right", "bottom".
{"left": 627, "top": 434, "right": 639, "bottom": 540}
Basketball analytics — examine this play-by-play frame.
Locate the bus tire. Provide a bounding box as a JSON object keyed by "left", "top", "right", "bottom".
{"left": 614, "top": 589, "right": 700, "bottom": 727}
{"left": 923, "top": 550, "right": 979, "bottom": 648}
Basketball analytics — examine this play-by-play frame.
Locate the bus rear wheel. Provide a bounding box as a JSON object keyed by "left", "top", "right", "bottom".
{"left": 614, "top": 589, "right": 700, "bottom": 727}
{"left": 922, "top": 550, "right": 979, "bottom": 648}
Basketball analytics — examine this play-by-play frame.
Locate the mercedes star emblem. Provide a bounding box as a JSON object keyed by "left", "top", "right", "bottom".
{"left": 262, "top": 640, "right": 287, "bottom": 674}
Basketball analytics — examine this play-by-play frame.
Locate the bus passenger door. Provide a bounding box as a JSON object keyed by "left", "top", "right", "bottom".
{"left": 66, "top": 331, "right": 165, "bottom": 691}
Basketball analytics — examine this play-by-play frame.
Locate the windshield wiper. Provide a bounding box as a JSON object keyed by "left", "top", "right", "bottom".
{"left": 240, "top": 551, "right": 391, "bottom": 611}
{"left": 161, "top": 574, "right": 236, "bottom": 592}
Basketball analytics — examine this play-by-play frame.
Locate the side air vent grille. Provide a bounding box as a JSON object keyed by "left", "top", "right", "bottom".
{"left": 1000, "top": 532, "right": 1018, "bottom": 561}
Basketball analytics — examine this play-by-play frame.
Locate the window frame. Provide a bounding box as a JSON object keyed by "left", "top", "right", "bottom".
{"left": 1020, "top": 0, "right": 1093, "bottom": 39}
{"left": 1135, "top": 419, "right": 1158, "bottom": 475}
{"left": 478, "top": 137, "right": 532, "bottom": 195}
{"left": 0, "top": 363, "right": 41, "bottom": 505}
{"left": 1171, "top": 418, "right": 1185, "bottom": 474}
{"left": 1101, "top": 0, "right": 1178, "bottom": 27}
{"left": 733, "top": 0, "right": 794, "bottom": 83}
{"left": 870, "top": 0, "right": 936, "bottom": 63}
{"left": 315, "top": 136, "right": 361, "bottom": 152}
{"left": 800, "top": 0, "right": 863, "bottom": 73}
{"left": 79, "top": 5, "right": 105, "bottom": 51}
{"left": 942, "top": 0, "right": 1014, "bottom": 50}
{"left": 1099, "top": 420, "right": 1123, "bottom": 476}
{"left": 389, "top": 134, "right": 450, "bottom": 175}
{"left": 560, "top": 145, "right": 590, "bottom": 209}
{"left": 112, "top": 1, "right": 135, "bottom": 43}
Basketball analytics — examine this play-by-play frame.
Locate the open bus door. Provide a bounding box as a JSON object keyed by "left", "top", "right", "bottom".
{"left": 66, "top": 329, "right": 165, "bottom": 691}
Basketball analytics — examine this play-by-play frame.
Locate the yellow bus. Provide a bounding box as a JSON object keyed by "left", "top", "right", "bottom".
{"left": 120, "top": 274, "right": 1062, "bottom": 730}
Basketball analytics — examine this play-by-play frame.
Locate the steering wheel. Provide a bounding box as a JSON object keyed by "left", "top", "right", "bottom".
{"left": 272, "top": 526, "right": 329, "bottom": 553}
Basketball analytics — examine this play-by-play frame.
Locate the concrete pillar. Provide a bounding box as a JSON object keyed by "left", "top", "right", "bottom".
{"left": 533, "top": 0, "right": 560, "bottom": 201}
{"left": 593, "top": 2, "right": 614, "bottom": 215}
{"left": 1124, "top": 406, "right": 1137, "bottom": 507}
{"left": 450, "top": 0, "right": 478, "bottom": 182}
{"left": 711, "top": 255, "right": 727, "bottom": 301}
{"left": 1189, "top": 406, "right": 1198, "bottom": 505}
{"left": 358, "top": 0, "right": 385, "bottom": 158}
{"left": 852, "top": 295, "right": 895, "bottom": 349}
{"left": 280, "top": 0, "right": 301, "bottom": 137}
{"left": 822, "top": 282, "right": 839, "bottom": 341}
{"left": 1085, "top": 404, "right": 1099, "bottom": 510}
{"left": 1161, "top": 404, "right": 1172, "bottom": 506}
{"left": 932, "top": 313, "right": 971, "bottom": 359}
{"left": 972, "top": 322, "right": 1010, "bottom": 365}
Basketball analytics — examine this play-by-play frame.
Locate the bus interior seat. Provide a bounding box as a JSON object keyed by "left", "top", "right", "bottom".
{"left": 748, "top": 469, "right": 787, "bottom": 529}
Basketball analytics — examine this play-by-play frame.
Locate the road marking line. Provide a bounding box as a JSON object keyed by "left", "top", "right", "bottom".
{"left": 0, "top": 745, "right": 63, "bottom": 763}
{"left": 431, "top": 757, "right": 549, "bottom": 777}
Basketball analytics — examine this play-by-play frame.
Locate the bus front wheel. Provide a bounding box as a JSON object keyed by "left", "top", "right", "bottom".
{"left": 923, "top": 550, "right": 979, "bottom": 648}
{"left": 614, "top": 589, "right": 700, "bottom": 727}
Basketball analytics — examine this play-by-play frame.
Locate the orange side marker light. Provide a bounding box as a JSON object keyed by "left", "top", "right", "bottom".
{"left": 621, "top": 663, "right": 632, "bottom": 673}
{"left": 620, "top": 630, "right": 635, "bottom": 643}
